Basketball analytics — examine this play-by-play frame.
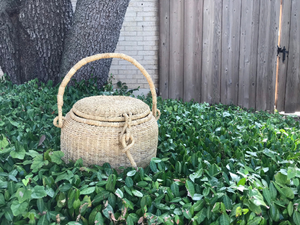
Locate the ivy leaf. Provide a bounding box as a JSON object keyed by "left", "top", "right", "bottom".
{"left": 94, "top": 212, "right": 104, "bottom": 225}
{"left": 219, "top": 213, "right": 230, "bottom": 225}
{"left": 11, "top": 200, "right": 28, "bottom": 216}
{"left": 127, "top": 170, "right": 136, "bottom": 177}
{"left": 275, "top": 172, "right": 289, "bottom": 185}
{"left": 282, "top": 187, "right": 294, "bottom": 199}
{"left": 94, "top": 191, "right": 110, "bottom": 204}
{"left": 287, "top": 201, "right": 293, "bottom": 217}
{"left": 0, "top": 135, "right": 9, "bottom": 150}
{"left": 31, "top": 185, "right": 47, "bottom": 199}
{"left": 30, "top": 155, "right": 45, "bottom": 172}
{"left": 49, "top": 151, "right": 64, "bottom": 164}
{"left": 37, "top": 214, "right": 49, "bottom": 225}
{"left": 115, "top": 188, "right": 124, "bottom": 199}
{"left": 10, "top": 143, "right": 26, "bottom": 160}
{"left": 293, "top": 211, "right": 300, "bottom": 225}
{"left": 125, "top": 177, "right": 133, "bottom": 188}
{"left": 16, "top": 188, "right": 32, "bottom": 203}
{"left": 185, "top": 180, "right": 195, "bottom": 197}
{"left": 80, "top": 187, "right": 95, "bottom": 195}
{"left": 262, "top": 188, "right": 271, "bottom": 206}
{"left": 132, "top": 190, "right": 143, "bottom": 198}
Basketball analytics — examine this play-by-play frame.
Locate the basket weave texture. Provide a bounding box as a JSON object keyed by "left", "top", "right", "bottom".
{"left": 53, "top": 53, "right": 160, "bottom": 169}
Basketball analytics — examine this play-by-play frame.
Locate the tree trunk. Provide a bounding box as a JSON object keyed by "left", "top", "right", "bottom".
{"left": 0, "top": 0, "right": 73, "bottom": 84}
{"left": 59, "top": 0, "right": 130, "bottom": 87}
{"left": 0, "top": 0, "right": 129, "bottom": 86}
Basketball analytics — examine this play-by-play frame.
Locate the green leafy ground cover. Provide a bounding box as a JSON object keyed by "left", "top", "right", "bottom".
{"left": 0, "top": 76, "right": 300, "bottom": 225}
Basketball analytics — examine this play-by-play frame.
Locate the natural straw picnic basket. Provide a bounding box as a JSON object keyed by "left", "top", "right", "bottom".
{"left": 53, "top": 53, "right": 160, "bottom": 169}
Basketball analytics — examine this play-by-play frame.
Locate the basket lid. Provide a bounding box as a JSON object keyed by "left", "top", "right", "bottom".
{"left": 72, "top": 96, "right": 151, "bottom": 122}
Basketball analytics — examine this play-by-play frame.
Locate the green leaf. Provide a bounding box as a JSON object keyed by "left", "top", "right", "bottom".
{"left": 10, "top": 145, "right": 26, "bottom": 160}
{"left": 4, "top": 209, "right": 13, "bottom": 222}
{"left": 105, "top": 174, "right": 116, "bottom": 192}
{"left": 171, "top": 183, "right": 180, "bottom": 197}
{"left": 0, "top": 135, "right": 9, "bottom": 150}
{"left": 74, "top": 158, "right": 83, "bottom": 167}
{"left": 275, "top": 172, "right": 289, "bottom": 185}
{"left": 189, "top": 169, "right": 203, "bottom": 182}
{"left": 282, "top": 186, "right": 294, "bottom": 199}
{"left": 11, "top": 200, "right": 28, "bottom": 216}
{"left": 182, "top": 208, "right": 192, "bottom": 220}
{"left": 94, "top": 212, "right": 104, "bottom": 225}
{"left": 185, "top": 180, "right": 195, "bottom": 197}
{"left": 269, "top": 182, "right": 277, "bottom": 200}
{"left": 287, "top": 201, "right": 293, "bottom": 217}
{"left": 30, "top": 155, "right": 45, "bottom": 172}
{"left": 37, "top": 215, "right": 49, "bottom": 225}
{"left": 262, "top": 188, "right": 271, "bottom": 206}
{"left": 31, "top": 185, "right": 47, "bottom": 199}
{"left": 247, "top": 217, "right": 262, "bottom": 225}
{"left": 94, "top": 191, "right": 110, "bottom": 204}
{"left": 125, "top": 177, "right": 133, "bottom": 188}
{"left": 237, "top": 177, "right": 246, "bottom": 186}
{"left": 287, "top": 167, "right": 297, "bottom": 180}
{"left": 293, "top": 211, "right": 300, "bottom": 225}
{"left": 196, "top": 208, "right": 207, "bottom": 224}
{"left": 115, "top": 188, "right": 123, "bottom": 198}
{"left": 220, "top": 213, "right": 230, "bottom": 225}
{"left": 49, "top": 151, "right": 64, "bottom": 164}
{"left": 16, "top": 188, "right": 32, "bottom": 203}
{"left": 270, "top": 203, "right": 280, "bottom": 222}
{"left": 26, "top": 150, "right": 40, "bottom": 158}
{"left": 127, "top": 170, "right": 136, "bottom": 177}
{"left": 152, "top": 157, "right": 161, "bottom": 163}
{"left": 80, "top": 187, "right": 95, "bottom": 195}
{"left": 223, "top": 195, "right": 232, "bottom": 210}
{"left": 132, "top": 190, "right": 143, "bottom": 198}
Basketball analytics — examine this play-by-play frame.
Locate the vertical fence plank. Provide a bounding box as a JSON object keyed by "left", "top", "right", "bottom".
{"left": 276, "top": 0, "right": 292, "bottom": 112}
{"left": 183, "top": 0, "right": 203, "bottom": 102}
{"left": 159, "top": 0, "right": 170, "bottom": 99}
{"left": 169, "top": 0, "right": 184, "bottom": 100}
{"left": 194, "top": 0, "right": 204, "bottom": 103}
{"left": 238, "top": 1, "right": 260, "bottom": 109}
{"left": 285, "top": 0, "right": 300, "bottom": 112}
{"left": 256, "top": 0, "right": 280, "bottom": 112}
{"left": 201, "top": 0, "right": 222, "bottom": 104}
{"left": 221, "top": 0, "right": 241, "bottom": 105}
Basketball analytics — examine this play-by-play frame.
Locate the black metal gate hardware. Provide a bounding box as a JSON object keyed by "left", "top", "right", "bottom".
{"left": 277, "top": 46, "right": 289, "bottom": 63}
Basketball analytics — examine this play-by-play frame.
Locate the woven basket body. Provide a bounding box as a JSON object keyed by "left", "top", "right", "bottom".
{"left": 53, "top": 53, "right": 160, "bottom": 169}
{"left": 61, "top": 96, "right": 158, "bottom": 168}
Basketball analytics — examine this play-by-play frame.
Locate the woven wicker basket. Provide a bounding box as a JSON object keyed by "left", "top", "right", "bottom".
{"left": 53, "top": 53, "right": 160, "bottom": 169}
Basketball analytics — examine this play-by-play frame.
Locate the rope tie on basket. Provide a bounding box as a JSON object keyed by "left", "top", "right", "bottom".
{"left": 156, "top": 109, "right": 161, "bottom": 120}
{"left": 120, "top": 113, "right": 137, "bottom": 169}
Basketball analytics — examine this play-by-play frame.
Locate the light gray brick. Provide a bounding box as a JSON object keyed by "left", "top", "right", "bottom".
{"left": 125, "top": 36, "right": 143, "bottom": 41}
{"left": 137, "top": 12, "right": 157, "bottom": 17}
{"left": 125, "top": 26, "right": 143, "bottom": 32}
{"left": 138, "top": 51, "right": 155, "bottom": 56}
{"left": 137, "top": 21, "right": 157, "bottom": 27}
{"left": 124, "top": 16, "right": 143, "bottom": 22}
{"left": 143, "top": 45, "right": 158, "bottom": 51}
{"left": 143, "top": 35, "right": 159, "bottom": 41}
{"left": 125, "top": 46, "right": 144, "bottom": 51}
{"left": 138, "top": 40, "right": 157, "bottom": 46}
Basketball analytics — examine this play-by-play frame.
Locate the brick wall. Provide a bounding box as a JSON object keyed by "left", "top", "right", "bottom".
{"left": 106, "top": 0, "right": 159, "bottom": 92}
{"left": 0, "top": 1, "right": 159, "bottom": 93}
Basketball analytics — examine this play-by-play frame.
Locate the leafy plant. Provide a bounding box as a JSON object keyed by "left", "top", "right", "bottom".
{"left": 0, "top": 76, "right": 300, "bottom": 224}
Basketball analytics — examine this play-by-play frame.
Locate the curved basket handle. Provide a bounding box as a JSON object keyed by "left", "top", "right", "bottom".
{"left": 53, "top": 53, "right": 159, "bottom": 128}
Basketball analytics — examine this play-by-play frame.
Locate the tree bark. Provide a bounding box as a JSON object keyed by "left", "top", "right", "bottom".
{"left": 59, "top": 0, "right": 130, "bottom": 87}
{"left": 0, "top": 0, "right": 73, "bottom": 84}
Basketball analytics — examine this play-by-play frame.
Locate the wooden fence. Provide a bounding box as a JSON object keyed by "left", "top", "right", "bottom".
{"left": 159, "top": 0, "right": 299, "bottom": 113}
